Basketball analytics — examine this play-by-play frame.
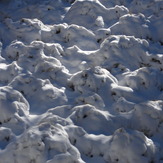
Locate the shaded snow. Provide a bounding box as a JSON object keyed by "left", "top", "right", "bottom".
{"left": 0, "top": 0, "right": 163, "bottom": 163}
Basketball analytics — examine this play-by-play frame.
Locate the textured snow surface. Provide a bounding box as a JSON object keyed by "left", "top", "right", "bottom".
{"left": 0, "top": 0, "right": 163, "bottom": 162}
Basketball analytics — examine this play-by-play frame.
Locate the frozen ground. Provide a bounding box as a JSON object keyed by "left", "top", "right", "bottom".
{"left": 0, "top": 0, "right": 163, "bottom": 162}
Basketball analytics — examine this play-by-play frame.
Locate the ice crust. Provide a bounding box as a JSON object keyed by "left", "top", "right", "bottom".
{"left": 0, "top": 0, "right": 163, "bottom": 163}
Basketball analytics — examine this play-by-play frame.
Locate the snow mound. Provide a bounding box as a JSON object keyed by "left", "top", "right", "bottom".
{"left": 98, "top": 35, "right": 149, "bottom": 71}
{"left": 64, "top": 0, "right": 129, "bottom": 30}
{"left": 9, "top": 74, "right": 68, "bottom": 114}
{"left": 66, "top": 127, "right": 162, "bottom": 163}
{"left": 0, "top": 62, "right": 22, "bottom": 85}
{"left": 110, "top": 13, "right": 163, "bottom": 43}
{"left": 0, "top": 121, "right": 84, "bottom": 163}
{"left": 0, "top": 86, "right": 29, "bottom": 134}
{"left": 123, "top": 67, "right": 163, "bottom": 97}
{"left": 106, "top": 128, "right": 160, "bottom": 163}
{"left": 0, "top": 127, "right": 16, "bottom": 150}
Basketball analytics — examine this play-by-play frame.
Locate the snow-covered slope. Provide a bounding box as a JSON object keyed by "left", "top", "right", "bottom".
{"left": 0, "top": 0, "right": 163, "bottom": 162}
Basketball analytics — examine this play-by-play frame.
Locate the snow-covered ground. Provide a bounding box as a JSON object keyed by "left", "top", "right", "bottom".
{"left": 0, "top": 0, "right": 163, "bottom": 162}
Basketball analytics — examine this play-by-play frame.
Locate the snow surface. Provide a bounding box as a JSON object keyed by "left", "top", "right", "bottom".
{"left": 0, "top": 0, "right": 163, "bottom": 162}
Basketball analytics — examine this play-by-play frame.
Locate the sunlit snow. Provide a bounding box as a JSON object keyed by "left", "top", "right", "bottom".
{"left": 0, "top": 0, "right": 163, "bottom": 163}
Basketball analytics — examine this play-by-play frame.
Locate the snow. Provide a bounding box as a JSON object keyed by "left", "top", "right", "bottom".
{"left": 0, "top": 0, "right": 163, "bottom": 162}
